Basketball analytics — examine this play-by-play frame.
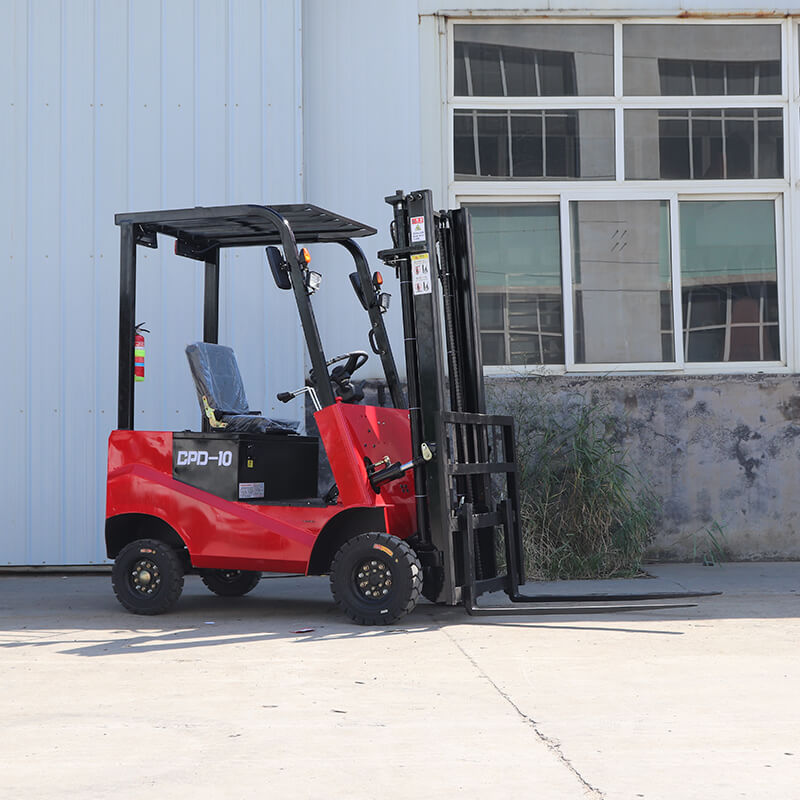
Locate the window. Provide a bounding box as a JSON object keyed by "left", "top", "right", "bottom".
{"left": 571, "top": 200, "right": 673, "bottom": 364}
{"left": 680, "top": 200, "right": 779, "bottom": 362}
{"left": 450, "top": 18, "right": 789, "bottom": 373}
{"left": 623, "top": 24, "right": 782, "bottom": 95}
{"left": 468, "top": 204, "right": 564, "bottom": 365}
{"left": 455, "top": 109, "right": 615, "bottom": 180}
{"left": 625, "top": 108, "right": 783, "bottom": 179}
{"left": 656, "top": 59, "right": 780, "bottom": 96}
{"left": 453, "top": 24, "right": 616, "bottom": 182}
{"left": 454, "top": 24, "right": 613, "bottom": 96}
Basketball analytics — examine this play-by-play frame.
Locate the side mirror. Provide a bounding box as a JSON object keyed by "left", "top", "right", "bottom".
{"left": 349, "top": 272, "right": 368, "bottom": 310}
{"left": 266, "top": 246, "right": 291, "bottom": 290}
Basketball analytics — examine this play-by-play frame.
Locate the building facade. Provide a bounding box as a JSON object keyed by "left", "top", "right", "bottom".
{"left": 3, "top": 1, "right": 800, "bottom": 564}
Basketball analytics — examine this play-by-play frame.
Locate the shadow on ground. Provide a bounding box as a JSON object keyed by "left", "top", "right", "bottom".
{"left": 0, "top": 564, "right": 797, "bottom": 658}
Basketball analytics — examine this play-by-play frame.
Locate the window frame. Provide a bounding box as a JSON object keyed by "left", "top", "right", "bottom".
{"left": 447, "top": 16, "right": 795, "bottom": 376}
{"left": 560, "top": 190, "right": 683, "bottom": 373}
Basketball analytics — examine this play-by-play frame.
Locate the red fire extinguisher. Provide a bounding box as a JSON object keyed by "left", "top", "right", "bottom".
{"left": 134, "top": 324, "right": 149, "bottom": 382}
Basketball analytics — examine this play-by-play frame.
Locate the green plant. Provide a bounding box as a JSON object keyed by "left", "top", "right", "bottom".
{"left": 690, "top": 521, "right": 730, "bottom": 565}
{"left": 490, "top": 380, "right": 659, "bottom": 580}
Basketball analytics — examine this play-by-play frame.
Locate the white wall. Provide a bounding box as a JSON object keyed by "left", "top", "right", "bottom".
{"left": 302, "top": 0, "right": 422, "bottom": 375}
{"left": 0, "top": 0, "right": 305, "bottom": 564}
{"left": 8, "top": 0, "right": 790, "bottom": 564}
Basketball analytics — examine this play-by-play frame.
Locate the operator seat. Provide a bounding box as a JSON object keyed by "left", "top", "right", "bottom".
{"left": 185, "top": 342, "right": 299, "bottom": 434}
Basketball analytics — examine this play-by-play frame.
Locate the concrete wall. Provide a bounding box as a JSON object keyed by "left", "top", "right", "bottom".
{"left": 490, "top": 374, "right": 800, "bottom": 559}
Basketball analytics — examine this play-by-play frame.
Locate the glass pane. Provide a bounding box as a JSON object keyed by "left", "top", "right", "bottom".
{"left": 571, "top": 200, "right": 672, "bottom": 364}
{"left": 456, "top": 109, "right": 614, "bottom": 180}
{"left": 454, "top": 24, "right": 613, "bottom": 96}
{"left": 545, "top": 113, "right": 579, "bottom": 177}
{"left": 692, "top": 60, "right": 725, "bottom": 95}
{"left": 468, "top": 204, "right": 563, "bottom": 365}
{"left": 691, "top": 113, "right": 724, "bottom": 179}
{"left": 453, "top": 111, "right": 477, "bottom": 175}
{"left": 455, "top": 42, "right": 504, "bottom": 96}
{"left": 659, "top": 59, "right": 693, "bottom": 95}
{"left": 478, "top": 292, "right": 505, "bottom": 329}
{"left": 625, "top": 109, "right": 783, "bottom": 179}
{"left": 624, "top": 24, "right": 781, "bottom": 95}
{"left": 757, "top": 115, "right": 784, "bottom": 178}
{"left": 510, "top": 332, "right": 541, "bottom": 364}
{"left": 680, "top": 200, "right": 779, "bottom": 362}
{"left": 725, "top": 117, "right": 755, "bottom": 179}
{"left": 509, "top": 113, "right": 544, "bottom": 177}
{"left": 481, "top": 333, "right": 506, "bottom": 366}
{"left": 476, "top": 113, "right": 509, "bottom": 177}
{"left": 660, "top": 291, "right": 674, "bottom": 361}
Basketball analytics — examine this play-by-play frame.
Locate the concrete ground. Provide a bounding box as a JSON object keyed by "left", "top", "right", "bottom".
{"left": 0, "top": 564, "right": 797, "bottom": 800}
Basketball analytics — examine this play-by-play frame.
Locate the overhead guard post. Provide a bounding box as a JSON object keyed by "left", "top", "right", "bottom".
{"left": 203, "top": 249, "right": 220, "bottom": 345}
{"left": 117, "top": 223, "right": 137, "bottom": 431}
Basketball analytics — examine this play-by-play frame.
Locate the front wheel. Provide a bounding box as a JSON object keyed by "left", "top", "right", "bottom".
{"left": 112, "top": 539, "right": 184, "bottom": 615}
{"left": 330, "top": 533, "right": 422, "bottom": 625}
{"left": 200, "top": 569, "right": 261, "bottom": 597}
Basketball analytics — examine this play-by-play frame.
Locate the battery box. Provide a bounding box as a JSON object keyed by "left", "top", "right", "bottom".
{"left": 172, "top": 431, "right": 318, "bottom": 502}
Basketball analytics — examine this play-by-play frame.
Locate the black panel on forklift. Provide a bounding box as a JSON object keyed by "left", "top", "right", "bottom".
{"left": 173, "top": 432, "right": 318, "bottom": 503}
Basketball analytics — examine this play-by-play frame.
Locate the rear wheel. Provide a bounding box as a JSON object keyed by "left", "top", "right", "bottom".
{"left": 200, "top": 569, "right": 261, "bottom": 597}
{"left": 112, "top": 539, "right": 184, "bottom": 615}
{"left": 330, "top": 532, "right": 421, "bottom": 625}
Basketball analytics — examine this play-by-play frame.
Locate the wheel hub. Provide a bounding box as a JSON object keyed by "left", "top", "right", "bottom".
{"left": 131, "top": 559, "right": 161, "bottom": 595}
{"left": 355, "top": 559, "right": 393, "bottom": 600}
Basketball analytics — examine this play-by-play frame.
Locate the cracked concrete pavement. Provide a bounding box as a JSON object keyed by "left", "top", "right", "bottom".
{"left": 0, "top": 563, "right": 798, "bottom": 799}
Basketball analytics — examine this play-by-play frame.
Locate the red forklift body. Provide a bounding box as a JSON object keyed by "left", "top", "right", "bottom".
{"left": 106, "top": 402, "right": 416, "bottom": 574}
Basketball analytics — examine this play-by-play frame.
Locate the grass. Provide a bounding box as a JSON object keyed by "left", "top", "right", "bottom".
{"left": 490, "top": 380, "right": 659, "bottom": 580}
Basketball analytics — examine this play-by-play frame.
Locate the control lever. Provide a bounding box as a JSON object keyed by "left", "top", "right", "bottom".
{"left": 277, "top": 385, "right": 321, "bottom": 412}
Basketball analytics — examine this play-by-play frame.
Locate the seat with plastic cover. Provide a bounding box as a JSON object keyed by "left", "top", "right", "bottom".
{"left": 185, "top": 342, "right": 299, "bottom": 434}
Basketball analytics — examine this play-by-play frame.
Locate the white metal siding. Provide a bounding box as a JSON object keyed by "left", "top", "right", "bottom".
{"left": 0, "top": 0, "right": 305, "bottom": 564}
{"left": 302, "top": 0, "right": 421, "bottom": 367}
{"left": 11, "top": 0, "right": 782, "bottom": 565}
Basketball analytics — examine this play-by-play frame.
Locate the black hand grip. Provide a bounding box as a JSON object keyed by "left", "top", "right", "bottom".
{"left": 368, "top": 327, "right": 385, "bottom": 356}
{"left": 276, "top": 392, "right": 294, "bottom": 403}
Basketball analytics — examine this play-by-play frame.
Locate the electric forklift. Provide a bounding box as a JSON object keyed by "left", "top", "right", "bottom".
{"left": 106, "top": 192, "right": 712, "bottom": 623}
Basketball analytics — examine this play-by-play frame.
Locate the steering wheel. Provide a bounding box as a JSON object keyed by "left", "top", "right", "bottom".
{"left": 325, "top": 350, "right": 369, "bottom": 375}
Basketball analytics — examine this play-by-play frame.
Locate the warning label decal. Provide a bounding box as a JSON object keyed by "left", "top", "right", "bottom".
{"left": 411, "top": 253, "right": 432, "bottom": 295}
{"left": 410, "top": 216, "right": 426, "bottom": 243}
{"left": 239, "top": 482, "right": 265, "bottom": 499}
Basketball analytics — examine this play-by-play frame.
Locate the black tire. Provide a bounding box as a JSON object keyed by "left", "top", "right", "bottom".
{"left": 112, "top": 538, "right": 184, "bottom": 615}
{"left": 200, "top": 569, "right": 261, "bottom": 597}
{"left": 330, "top": 533, "right": 422, "bottom": 625}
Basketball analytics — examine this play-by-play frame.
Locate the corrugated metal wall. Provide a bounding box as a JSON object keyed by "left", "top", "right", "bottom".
{"left": 6, "top": 0, "right": 797, "bottom": 564}
{"left": 302, "top": 0, "right": 422, "bottom": 364}
{"left": 0, "top": 0, "right": 306, "bottom": 564}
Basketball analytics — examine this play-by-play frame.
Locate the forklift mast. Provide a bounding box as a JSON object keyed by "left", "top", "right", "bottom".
{"left": 379, "top": 190, "right": 712, "bottom": 615}
{"left": 377, "top": 190, "right": 523, "bottom": 607}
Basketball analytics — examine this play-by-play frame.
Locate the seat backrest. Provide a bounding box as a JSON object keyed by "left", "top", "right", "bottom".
{"left": 185, "top": 342, "right": 250, "bottom": 414}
